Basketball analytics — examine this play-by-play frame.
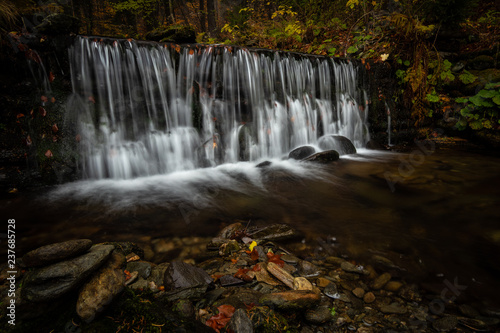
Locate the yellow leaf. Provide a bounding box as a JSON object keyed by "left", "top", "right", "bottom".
{"left": 372, "top": 1, "right": 377, "bottom": 5}
{"left": 249, "top": 241, "right": 257, "bottom": 251}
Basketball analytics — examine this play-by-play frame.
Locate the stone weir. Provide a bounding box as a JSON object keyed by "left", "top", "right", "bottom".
{"left": 67, "top": 36, "right": 372, "bottom": 179}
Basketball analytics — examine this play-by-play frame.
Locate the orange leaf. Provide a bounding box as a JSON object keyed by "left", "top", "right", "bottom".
{"left": 49, "top": 72, "right": 55, "bottom": 82}
{"left": 39, "top": 107, "right": 47, "bottom": 117}
{"left": 189, "top": 49, "right": 194, "bottom": 55}
{"left": 217, "top": 304, "right": 235, "bottom": 318}
{"left": 267, "top": 253, "right": 285, "bottom": 267}
{"left": 41, "top": 95, "right": 48, "bottom": 103}
{"left": 52, "top": 124, "right": 59, "bottom": 133}
{"left": 45, "top": 150, "right": 53, "bottom": 158}
{"left": 251, "top": 263, "right": 261, "bottom": 271}
{"left": 16, "top": 113, "right": 24, "bottom": 118}
{"left": 230, "top": 258, "right": 238, "bottom": 265}
{"left": 51, "top": 97, "right": 56, "bottom": 103}
{"left": 234, "top": 268, "right": 253, "bottom": 282}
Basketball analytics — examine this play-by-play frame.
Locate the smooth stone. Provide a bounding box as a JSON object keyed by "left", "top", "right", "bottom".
{"left": 250, "top": 224, "right": 299, "bottom": 241}
{"left": 218, "top": 222, "right": 245, "bottom": 239}
{"left": 22, "top": 239, "right": 93, "bottom": 268}
{"left": 267, "top": 262, "right": 294, "bottom": 288}
{"left": 384, "top": 281, "right": 403, "bottom": 292}
{"left": 259, "top": 291, "right": 321, "bottom": 310}
{"left": 324, "top": 283, "right": 340, "bottom": 299}
{"left": 363, "top": 292, "right": 376, "bottom": 303}
{"left": 340, "top": 261, "right": 365, "bottom": 274}
{"left": 316, "top": 277, "right": 332, "bottom": 288}
{"left": 352, "top": 287, "right": 365, "bottom": 298}
{"left": 281, "top": 254, "right": 300, "bottom": 265}
{"left": 76, "top": 251, "right": 126, "bottom": 323}
{"left": 380, "top": 302, "right": 407, "bottom": 314}
{"left": 126, "top": 261, "right": 152, "bottom": 279}
{"left": 325, "top": 256, "right": 345, "bottom": 265}
{"left": 298, "top": 260, "right": 321, "bottom": 277}
{"left": 228, "top": 308, "right": 254, "bottom": 333}
{"left": 372, "top": 272, "right": 391, "bottom": 290}
{"left": 433, "top": 316, "right": 458, "bottom": 332}
{"left": 22, "top": 244, "right": 115, "bottom": 302}
{"left": 293, "top": 277, "right": 313, "bottom": 291}
{"left": 317, "top": 135, "right": 357, "bottom": 155}
{"left": 163, "top": 261, "right": 213, "bottom": 290}
{"left": 220, "top": 275, "right": 245, "bottom": 287}
{"left": 304, "top": 150, "right": 340, "bottom": 163}
{"left": 288, "top": 146, "right": 316, "bottom": 160}
{"left": 305, "top": 305, "right": 333, "bottom": 324}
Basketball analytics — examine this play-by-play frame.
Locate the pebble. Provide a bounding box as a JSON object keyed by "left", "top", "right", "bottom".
{"left": 380, "top": 302, "right": 407, "bottom": 314}
{"left": 352, "top": 287, "right": 365, "bottom": 298}
{"left": 316, "top": 277, "right": 332, "bottom": 288}
{"left": 324, "top": 282, "right": 340, "bottom": 299}
{"left": 384, "top": 281, "right": 403, "bottom": 292}
{"left": 22, "top": 239, "right": 93, "bottom": 268}
{"left": 341, "top": 261, "right": 362, "bottom": 274}
{"left": 372, "top": 272, "right": 391, "bottom": 290}
{"left": 432, "top": 316, "right": 458, "bottom": 332}
{"left": 293, "top": 277, "right": 313, "bottom": 291}
{"left": 281, "top": 254, "right": 300, "bottom": 265}
{"left": 363, "top": 292, "right": 376, "bottom": 303}
{"left": 326, "top": 256, "right": 346, "bottom": 265}
{"left": 298, "top": 259, "right": 322, "bottom": 277}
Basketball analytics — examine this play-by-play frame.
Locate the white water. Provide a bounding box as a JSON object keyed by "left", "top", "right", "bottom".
{"left": 68, "top": 37, "right": 370, "bottom": 179}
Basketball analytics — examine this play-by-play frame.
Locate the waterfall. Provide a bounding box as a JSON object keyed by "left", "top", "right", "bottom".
{"left": 68, "top": 36, "right": 370, "bottom": 179}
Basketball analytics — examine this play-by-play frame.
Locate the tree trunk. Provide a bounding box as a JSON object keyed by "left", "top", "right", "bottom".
{"left": 199, "top": 0, "right": 206, "bottom": 32}
{"left": 207, "top": 0, "right": 216, "bottom": 36}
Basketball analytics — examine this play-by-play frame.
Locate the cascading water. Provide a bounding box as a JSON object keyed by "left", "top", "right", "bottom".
{"left": 68, "top": 36, "right": 370, "bottom": 179}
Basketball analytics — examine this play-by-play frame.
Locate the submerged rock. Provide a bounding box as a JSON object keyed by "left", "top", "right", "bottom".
{"left": 76, "top": 251, "right": 126, "bottom": 323}
{"left": 288, "top": 146, "right": 316, "bottom": 160}
{"left": 372, "top": 272, "right": 391, "bottom": 290}
{"left": 22, "top": 244, "right": 115, "bottom": 302}
{"left": 22, "top": 239, "right": 93, "bottom": 268}
{"left": 318, "top": 135, "right": 357, "bottom": 155}
{"left": 304, "top": 150, "right": 340, "bottom": 163}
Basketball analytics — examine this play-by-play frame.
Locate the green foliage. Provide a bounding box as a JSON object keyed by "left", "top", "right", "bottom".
{"left": 329, "top": 306, "right": 337, "bottom": 316}
{"left": 459, "top": 70, "right": 477, "bottom": 85}
{"left": 455, "top": 83, "right": 500, "bottom": 130}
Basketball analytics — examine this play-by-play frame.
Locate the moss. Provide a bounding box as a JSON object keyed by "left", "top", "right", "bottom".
{"left": 247, "top": 306, "right": 297, "bottom": 333}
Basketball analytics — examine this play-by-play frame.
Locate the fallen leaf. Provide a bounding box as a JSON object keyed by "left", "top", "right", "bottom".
{"left": 234, "top": 268, "right": 253, "bottom": 282}
{"left": 75, "top": 134, "right": 81, "bottom": 142}
{"left": 250, "top": 249, "right": 259, "bottom": 261}
{"left": 249, "top": 241, "right": 257, "bottom": 251}
{"left": 49, "top": 72, "right": 55, "bottom": 82}
{"left": 39, "top": 107, "right": 47, "bottom": 117}
{"left": 205, "top": 304, "right": 236, "bottom": 333}
{"left": 44, "top": 150, "right": 53, "bottom": 158}
{"left": 267, "top": 252, "right": 285, "bottom": 267}
{"left": 16, "top": 113, "right": 24, "bottom": 118}
{"left": 52, "top": 124, "right": 58, "bottom": 133}
{"left": 51, "top": 97, "right": 56, "bottom": 103}
{"left": 41, "top": 95, "right": 48, "bottom": 103}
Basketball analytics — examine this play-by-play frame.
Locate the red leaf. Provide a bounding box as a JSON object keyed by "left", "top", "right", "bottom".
{"left": 250, "top": 249, "right": 259, "bottom": 261}
{"left": 251, "top": 263, "right": 261, "bottom": 271}
{"left": 205, "top": 305, "right": 235, "bottom": 333}
{"left": 52, "top": 124, "right": 58, "bottom": 133}
{"left": 41, "top": 95, "right": 48, "bottom": 103}
{"left": 49, "top": 72, "right": 55, "bottom": 82}
{"left": 16, "top": 113, "right": 24, "bottom": 118}
{"left": 234, "top": 268, "right": 253, "bottom": 282}
{"left": 267, "top": 253, "right": 285, "bottom": 267}
{"left": 39, "top": 107, "right": 47, "bottom": 117}
{"left": 45, "top": 150, "right": 53, "bottom": 158}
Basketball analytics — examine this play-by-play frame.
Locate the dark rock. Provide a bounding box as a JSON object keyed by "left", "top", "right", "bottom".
{"left": 318, "top": 135, "right": 357, "bottom": 155}
{"left": 363, "top": 292, "right": 376, "bottom": 303}
{"left": 323, "top": 283, "right": 340, "bottom": 299}
{"left": 380, "top": 302, "right": 407, "bottom": 314}
{"left": 372, "top": 272, "right": 391, "bottom": 289}
{"left": 259, "top": 291, "right": 321, "bottom": 310}
{"left": 220, "top": 275, "right": 245, "bottom": 287}
{"left": 250, "top": 224, "right": 300, "bottom": 241}
{"left": 256, "top": 160, "right": 272, "bottom": 168}
{"left": 218, "top": 222, "right": 245, "bottom": 239}
{"left": 149, "top": 262, "right": 170, "bottom": 287}
{"left": 288, "top": 146, "right": 316, "bottom": 160}
{"left": 228, "top": 308, "right": 254, "bottom": 333}
{"left": 304, "top": 150, "right": 340, "bottom": 163}
{"left": 297, "top": 260, "right": 322, "bottom": 277}
{"left": 22, "top": 239, "right": 92, "bottom": 267}
{"left": 76, "top": 251, "right": 126, "bottom": 323}
{"left": 172, "top": 299, "right": 195, "bottom": 319}
{"left": 35, "top": 14, "right": 80, "bottom": 35}
{"left": 163, "top": 261, "right": 213, "bottom": 290}
{"left": 22, "top": 244, "right": 114, "bottom": 302}
{"left": 433, "top": 316, "right": 458, "bottom": 332}
{"left": 126, "top": 261, "right": 152, "bottom": 279}
{"left": 145, "top": 26, "right": 196, "bottom": 43}
{"left": 305, "top": 305, "right": 333, "bottom": 324}
{"left": 468, "top": 55, "right": 495, "bottom": 71}
{"left": 214, "top": 290, "right": 263, "bottom": 309}
{"left": 165, "top": 285, "right": 208, "bottom": 302}
{"left": 365, "top": 139, "right": 384, "bottom": 150}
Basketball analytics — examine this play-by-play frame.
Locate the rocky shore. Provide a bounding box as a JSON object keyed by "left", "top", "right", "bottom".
{"left": 1, "top": 222, "right": 500, "bottom": 332}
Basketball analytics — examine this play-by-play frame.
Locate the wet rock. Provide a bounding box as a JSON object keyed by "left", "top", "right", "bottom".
{"left": 325, "top": 256, "right": 345, "bottom": 265}
{"left": 165, "top": 285, "right": 208, "bottom": 302}
{"left": 214, "top": 290, "right": 263, "bottom": 309}
{"left": 289, "top": 146, "right": 316, "bottom": 160}
{"left": 304, "top": 150, "right": 340, "bottom": 163}
{"left": 22, "top": 239, "right": 92, "bottom": 268}
{"left": 267, "top": 262, "right": 294, "bottom": 288}
{"left": 256, "top": 160, "right": 272, "bottom": 168}
{"left": 172, "top": 299, "right": 195, "bottom": 319}
{"left": 219, "top": 240, "right": 240, "bottom": 256}
{"left": 298, "top": 260, "right": 322, "bottom": 277}
{"left": 352, "top": 287, "right": 365, "bottom": 298}
{"left": 363, "top": 292, "right": 376, "bottom": 303}
{"left": 318, "top": 135, "right": 357, "bottom": 155}
{"left": 220, "top": 275, "right": 245, "bottom": 287}
{"left": 35, "top": 13, "right": 81, "bottom": 35}
{"left": 76, "top": 251, "right": 126, "bottom": 323}
{"left": 163, "top": 261, "right": 213, "bottom": 290}
{"left": 380, "top": 302, "right": 407, "bottom": 314}
{"left": 305, "top": 305, "right": 333, "bottom": 324}
{"left": 281, "top": 254, "right": 300, "bottom": 265}
{"left": 260, "top": 291, "right": 320, "bottom": 310}
{"left": 293, "top": 277, "right": 313, "bottom": 291}
{"left": 218, "top": 222, "right": 246, "bottom": 239}
{"left": 341, "top": 261, "right": 366, "bottom": 275}
{"left": 316, "top": 277, "right": 332, "bottom": 288}
{"left": 372, "top": 272, "right": 391, "bottom": 290}
{"left": 228, "top": 308, "right": 254, "bottom": 333}
{"left": 126, "top": 261, "right": 152, "bottom": 279}
{"left": 384, "top": 280, "right": 403, "bottom": 292}
{"left": 250, "top": 224, "right": 299, "bottom": 241}
{"left": 324, "top": 282, "right": 340, "bottom": 299}
{"left": 149, "top": 262, "right": 170, "bottom": 287}
{"left": 366, "top": 139, "right": 384, "bottom": 150}
{"left": 433, "top": 315, "right": 458, "bottom": 332}
{"left": 22, "top": 244, "right": 115, "bottom": 302}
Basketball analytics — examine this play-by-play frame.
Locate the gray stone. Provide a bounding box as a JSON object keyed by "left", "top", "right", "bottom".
{"left": 164, "top": 261, "right": 213, "bottom": 290}
{"left": 22, "top": 239, "right": 93, "bottom": 268}
{"left": 22, "top": 244, "right": 115, "bottom": 302}
{"left": 126, "top": 261, "right": 152, "bottom": 279}
{"left": 288, "top": 146, "right": 316, "bottom": 160}
{"left": 324, "top": 282, "right": 340, "bottom": 299}
{"left": 76, "top": 251, "right": 126, "bottom": 323}
{"left": 433, "top": 316, "right": 458, "bottom": 332}
{"left": 149, "top": 262, "right": 170, "bottom": 287}
{"left": 228, "top": 308, "right": 254, "bottom": 333}
{"left": 305, "top": 305, "right": 333, "bottom": 324}
{"left": 298, "top": 260, "right": 322, "bottom": 277}
{"left": 318, "top": 135, "right": 357, "bottom": 155}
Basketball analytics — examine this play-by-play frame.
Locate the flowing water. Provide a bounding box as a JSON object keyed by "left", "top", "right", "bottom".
{"left": 2, "top": 37, "right": 500, "bottom": 309}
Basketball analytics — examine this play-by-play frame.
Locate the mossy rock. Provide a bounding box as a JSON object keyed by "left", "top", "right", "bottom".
{"left": 35, "top": 14, "right": 80, "bottom": 35}
{"left": 145, "top": 26, "right": 196, "bottom": 44}
{"left": 468, "top": 55, "right": 495, "bottom": 71}
{"left": 465, "top": 69, "right": 500, "bottom": 95}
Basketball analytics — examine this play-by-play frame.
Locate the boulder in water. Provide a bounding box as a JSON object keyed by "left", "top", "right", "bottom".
{"left": 288, "top": 146, "right": 316, "bottom": 160}
{"left": 318, "top": 135, "right": 357, "bottom": 155}
{"left": 304, "top": 150, "right": 340, "bottom": 163}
